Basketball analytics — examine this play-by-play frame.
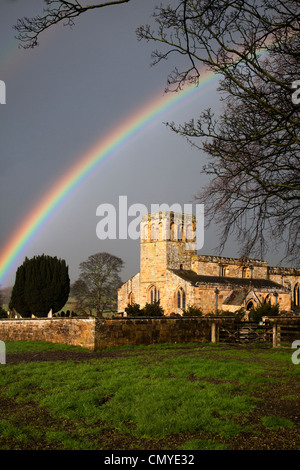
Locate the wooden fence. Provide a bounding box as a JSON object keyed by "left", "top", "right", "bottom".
{"left": 212, "top": 317, "right": 300, "bottom": 347}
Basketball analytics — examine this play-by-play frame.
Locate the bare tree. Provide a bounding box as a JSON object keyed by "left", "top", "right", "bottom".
{"left": 77, "top": 252, "right": 124, "bottom": 317}
{"left": 14, "top": 0, "right": 131, "bottom": 49}
{"left": 136, "top": 0, "right": 300, "bottom": 264}
{"left": 70, "top": 279, "right": 91, "bottom": 315}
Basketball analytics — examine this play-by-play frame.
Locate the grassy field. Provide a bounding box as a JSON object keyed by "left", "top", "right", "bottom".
{"left": 0, "top": 341, "right": 299, "bottom": 450}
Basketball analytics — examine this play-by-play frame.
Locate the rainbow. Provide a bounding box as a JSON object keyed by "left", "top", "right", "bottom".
{"left": 0, "top": 71, "right": 220, "bottom": 285}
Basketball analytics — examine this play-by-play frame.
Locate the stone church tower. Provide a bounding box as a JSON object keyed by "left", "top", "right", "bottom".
{"left": 138, "top": 211, "right": 197, "bottom": 310}
{"left": 118, "top": 211, "right": 300, "bottom": 316}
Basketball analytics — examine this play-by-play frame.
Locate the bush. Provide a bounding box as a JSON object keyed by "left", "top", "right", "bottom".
{"left": 234, "top": 308, "right": 247, "bottom": 322}
{"left": 125, "top": 303, "right": 142, "bottom": 316}
{"left": 142, "top": 301, "right": 164, "bottom": 317}
{"left": 250, "top": 302, "right": 279, "bottom": 323}
{"left": 0, "top": 307, "right": 7, "bottom": 319}
{"left": 182, "top": 305, "right": 203, "bottom": 316}
{"left": 125, "top": 301, "right": 164, "bottom": 317}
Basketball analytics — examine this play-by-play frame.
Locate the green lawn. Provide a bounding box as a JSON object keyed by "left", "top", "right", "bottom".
{"left": 0, "top": 341, "right": 299, "bottom": 450}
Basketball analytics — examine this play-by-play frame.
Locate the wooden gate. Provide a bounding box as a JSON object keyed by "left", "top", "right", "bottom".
{"left": 218, "top": 321, "right": 273, "bottom": 344}
{"left": 213, "top": 317, "right": 300, "bottom": 347}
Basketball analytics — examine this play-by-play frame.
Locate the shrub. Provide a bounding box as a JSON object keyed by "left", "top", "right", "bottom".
{"left": 0, "top": 307, "right": 7, "bottom": 319}
{"left": 250, "top": 302, "right": 279, "bottom": 323}
{"left": 125, "top": 303, "right": 142, "bottom": 316}
{"left": 125, "top": 301, "right": 164, "bottom": 317}
{"left": 234, "top": 308, "right": 247, "bottom": 322}
{"left": 182, "top": 305, "right": 203, "bottom": 316}
{"left": 141, "top": 301, "right": 164, "bottom": 317}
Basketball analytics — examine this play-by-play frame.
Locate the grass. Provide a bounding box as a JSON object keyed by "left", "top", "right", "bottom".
{"left": 0, "top": 341, "right": 299, "bottom": 450}
{"left": 179, "top": 439, "right": 230, "bottom": 450}
{"left": 261, "top": 416, "right": 295, "bottom": 430}
{"left": 2, "top": 356, "right": 256, "bottom": 435}
{"left": 5, "top": 340, "right": 89, "bottom": 353}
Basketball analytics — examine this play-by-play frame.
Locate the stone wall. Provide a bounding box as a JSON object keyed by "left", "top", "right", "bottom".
{"left": 0, "top": 318, "right": 96, "bottom": 350}
{"left": 0, "top": 317, "right": 234, "bottom": 351}
{"left": 94, "top": 316, "right": 222, "bottom": 350}
{"left": 118, "top": 272, "right": 140, "bottom": 312}
{"left": 0, "top": 317, "right": 298, "bottom": 351}
{"left": 192, "top": 255, "right": 269, "bottom": 278}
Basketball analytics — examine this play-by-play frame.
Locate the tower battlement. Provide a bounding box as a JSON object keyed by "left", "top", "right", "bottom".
{"left": 140, "top": 211, "right": 196, "bottom": 243}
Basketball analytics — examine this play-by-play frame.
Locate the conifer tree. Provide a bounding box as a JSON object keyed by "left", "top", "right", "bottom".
{"left": 9, "top": 255, "right": 70, "bottom": 317}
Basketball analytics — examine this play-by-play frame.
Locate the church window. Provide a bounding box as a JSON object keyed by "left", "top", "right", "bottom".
{"left": 172, "top": 224, "right": 178, "bottom": 240}
{"left": 177, "top": 287, "right": 186, "bottom": 309}
{"left": 149, "top": 286, "right": 160, "bottom": 304}
{"left": 221, "top": 266, "right": 228, "bottom": 276}
{"left": 170, "top": 223, "right": 175, "bottom": 240}
{"left": 178, "top": 224, "right": 183, "bottom": 241}
{"left": 242, "top": 267, "right": 250, "bottom": 278}
{"left": 141, "top": 222, "right": 148, "bottom": 240}
{"left": 294, "top": 283, "right": 300, "bottom": 307}
{"left": 185, "top": 224, "right": 195, "bottom": 242}
{"left": 128, "top": 292, "right": 134, "bottom": 305}
{"left": 150, "top": 223, "right": 159, "bottom": 241}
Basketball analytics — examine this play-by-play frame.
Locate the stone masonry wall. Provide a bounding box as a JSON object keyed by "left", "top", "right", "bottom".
{"left": 118, "top": 272, "right": 140, "bottom": 313}
{"left": 0, "top": 317, "right": 233, "bottom": 351}
{"left": 0, "top": 318, "right": 96, "bottom": 350}
{"left": 1, "top": 317, "right": 297, "bottom": 351}
{"left": 192, "top": 255, "right": 269, "bottom": 279}
{"left": 94, "top": 317, "right": 223, "bottom": 350}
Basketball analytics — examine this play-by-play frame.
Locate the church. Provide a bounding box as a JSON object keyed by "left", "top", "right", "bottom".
{"left": 118, "top": 212, "right": 300, "bottom": 316}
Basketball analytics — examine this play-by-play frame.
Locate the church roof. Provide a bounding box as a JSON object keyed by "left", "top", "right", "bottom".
{"left": 223, "top": 290, "right": 248, "bottom": 306}
{"left": 169, "top": 269, "right": 288, "bottom": 291}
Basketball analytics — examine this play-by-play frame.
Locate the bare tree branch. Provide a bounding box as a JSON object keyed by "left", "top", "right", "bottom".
{"left": 14, "top": 0, "right": 131, "bottom": 48}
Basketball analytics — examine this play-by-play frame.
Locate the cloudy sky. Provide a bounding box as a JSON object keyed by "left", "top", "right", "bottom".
{"left": 0, "top": 0, "right": 284, "bottom": 288}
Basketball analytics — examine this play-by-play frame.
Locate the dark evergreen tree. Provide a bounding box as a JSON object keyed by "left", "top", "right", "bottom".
{"left": 9, "top": 255, "right": 70, "bottom": 317}
{"left": 0, "top": 286, "right": 7, "bottom": 318}
{"left": 9, "top": 261, "right": 31, "bottom": 317}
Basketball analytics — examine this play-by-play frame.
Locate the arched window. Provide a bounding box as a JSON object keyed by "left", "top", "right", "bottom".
{"left": 221, "top": 266, "right": 228, "bottom": 277}
{"left": 246, "top": 301, "right": 254, "bottom": 311}
{"left": 149, "top": 286, "right": 160, "bottom": 304}
{"left": 177, "top": 287, "right": 186, "bottom": 309}
{"left": 185, "top": 224, "right": 194, "bottom": 241}
{"left": 264, "top": 294, "right": 271, "bottom": 304}
{"left": 171, "top": 223, "right": 178, "bottom": 240}
{"left": 294, "top": 283, "right": 300, "bottom": 307}
{"left": 141, "top": 222, "right": 148, "bottom": 241}
{"left": 158, "top": 222, "right": 163, "bottom": 240}
{"left": 177, "top": 224, "right": 183, "bottom": 241}
{"left": 128, "top": 292, "right": 134, "bottom": 305}
{"left": 242, "top": 267, "right": 250, "bottom": 278}
{"left": 150, "top": 223, "right": 159, "bottom": 241}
